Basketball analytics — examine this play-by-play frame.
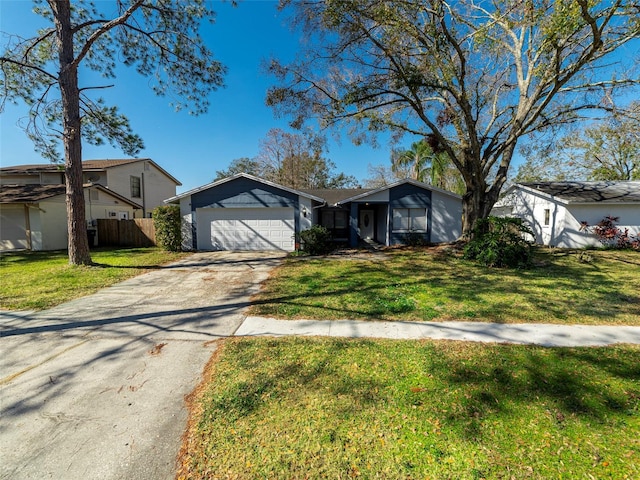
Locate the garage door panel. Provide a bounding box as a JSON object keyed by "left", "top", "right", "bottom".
{"left": 196, "top": 207, "right": 295, "bottom": 251}
{"left": 0, "top": 205, "right": 29, "bottom": 251}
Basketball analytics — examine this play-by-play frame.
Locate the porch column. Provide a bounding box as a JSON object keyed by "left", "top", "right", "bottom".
{"left": 349, "top": 203, "right": 358, "bottom": 247}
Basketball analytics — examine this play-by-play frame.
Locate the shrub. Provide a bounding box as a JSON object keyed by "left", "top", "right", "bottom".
{"left": 463, "top": 216, "right": 534, "bottom": 268}
{"left": 403, "top": 230, "right": 429, "bottom": 247}
{"left": 296, "top": 225, "right": 333, "bottom": 255}
{"left": 580, "top": 216, "right": 640, "bottom": 250}
{"left": 153, "top": 205, "right": 182, "bottom": 252}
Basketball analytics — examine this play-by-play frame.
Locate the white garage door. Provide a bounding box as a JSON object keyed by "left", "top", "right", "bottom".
{"left": 196, "top": 207, "right": 295, "bottom": 251}
{"left": 0, "top": 205, "right": 29, "bottom": 251}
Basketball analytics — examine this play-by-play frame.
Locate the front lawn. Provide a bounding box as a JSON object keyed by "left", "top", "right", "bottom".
{"left": 249, "top": 248, "right": 640, "bottom": 325}
{"left": 179, "top": 338, "right": 640, "bottom": 479}
{"left": 0, "top": 247, "right": 189, "bottom": 310}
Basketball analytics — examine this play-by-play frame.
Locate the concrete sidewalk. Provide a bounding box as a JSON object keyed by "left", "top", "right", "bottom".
{"left": 236, "top": 316, "right": 640, "bottom": 347}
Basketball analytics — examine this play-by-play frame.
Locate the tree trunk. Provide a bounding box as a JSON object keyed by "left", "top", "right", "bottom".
{"left": 55, "top": 1, "right": 91, "bottom": 265}
{"left": 461, "top": 187, "right": 494, "bottom": 240}
{"left": 460, "top": 170, "right": 498, "bottom": 240}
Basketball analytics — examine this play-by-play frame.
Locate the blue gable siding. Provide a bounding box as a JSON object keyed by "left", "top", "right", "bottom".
{"left": 189, "top": 177, "right": 300, "bottom": 250}
{"left": 191, "top": 177, "right": 298, "bottom": 209}
{"left": 389, "top": 184, "right": 432, "bottom": 245}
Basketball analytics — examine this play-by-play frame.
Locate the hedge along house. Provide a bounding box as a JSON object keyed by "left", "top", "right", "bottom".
{"left": 165, "top": 173, "right": 463, "bottom": 252}
{"left": 492, "top": 181, "right": 640, "bottom": 248}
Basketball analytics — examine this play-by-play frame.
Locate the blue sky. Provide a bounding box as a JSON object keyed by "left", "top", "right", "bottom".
{"left": 0, "top": 0, "right": 393, "bottom": 193}
{"left": 1, "top": 2, "right": 637, "bottom": 193}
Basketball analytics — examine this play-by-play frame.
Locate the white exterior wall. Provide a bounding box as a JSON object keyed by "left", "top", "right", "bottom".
{"left": 179, "top": 197, "right": 193, "bottom": 251}
{"left": 105, "top": 161, "right": 178, "bottom": 217}
{"left": 41, "top": 172, "right": 65, "bottom": 184}
{"left": 494, "top": 187, "right": 640, "bottom": 248}
{"left": 1, "top": 190, "right": 137, "bottom": 251}
{"left": 558, "top": 204, "right": 640, "bottom": 248}
{"left": 0, "top": 174, "right": 39, "bottom": 185}
{"left": 83, "top": 171, "right": 108, "bottom": 185}
{"left": 38, "top": 198, "right": 68, "bottom": 250}
{"left": 430, "top": 191, "right": 462, "bottom": 243}
{"left": 0, "top": 204, "right": 29, "bottom": 250}
{"left": 85, "top": 188, "right": 136, "bottom": 225}
{"left": 495, "top": 189, "right": 565, "bottom": 245}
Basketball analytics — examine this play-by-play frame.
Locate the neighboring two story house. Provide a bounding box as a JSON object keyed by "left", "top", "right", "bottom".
{"left": 0, "top": 158, "right": 181, "bottom": 218}
{"left": 0, "top": 158, "right": 181, "bottom": 251}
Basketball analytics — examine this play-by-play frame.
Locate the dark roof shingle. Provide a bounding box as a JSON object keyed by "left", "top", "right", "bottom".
{"left": 0, "top": 184, "right": 66, "bottom": 203}
{"left": 521, "top": 181, "right": 640, "bottom": 203}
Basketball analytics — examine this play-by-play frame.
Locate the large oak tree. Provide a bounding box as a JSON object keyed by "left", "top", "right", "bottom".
{"left": 267, "top": 0, "right": 640, "bottom": 237}
{"left": 1, "top": 0, "right": 227, "bottom": 264}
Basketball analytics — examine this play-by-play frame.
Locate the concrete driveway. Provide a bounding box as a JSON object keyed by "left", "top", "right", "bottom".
{"left": 0, "top": 251, "right": 285, "bottom": 480}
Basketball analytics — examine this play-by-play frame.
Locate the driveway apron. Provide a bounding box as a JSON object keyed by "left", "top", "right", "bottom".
{"left": 0, "top": 251, "right": 285, "bottom": 480}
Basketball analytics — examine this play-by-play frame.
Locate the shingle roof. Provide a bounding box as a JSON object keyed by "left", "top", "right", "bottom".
{"left": 0, "top": 183, "right": 142, "bottom": 208}
{"left": 0, "top": 184, "right": 66, "bottom": 203}
{"left": 81, "top": 159, "right": 141, "bottom": 169}
{"left": 0, "top": 159, "right": 181, "bottom": 185}
{"left": 0, "top": 164, "right": 64, "bottom": 175}
{"left": 520, "top": 181, "right": 640, "bottom": 203}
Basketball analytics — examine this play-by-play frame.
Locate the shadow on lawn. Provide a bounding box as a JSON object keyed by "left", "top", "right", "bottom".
{"left": 210, "top": 338, "right": 640, "bottom": 446}
{"left": 252, "top": 250, "right": 640, "bottom": 323}
{"left": 441, "top": 345, "right": 640, "bottom": 440}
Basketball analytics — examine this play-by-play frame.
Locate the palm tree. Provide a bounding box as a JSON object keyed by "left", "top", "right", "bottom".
{"left": 391, "top": 139, "right": 464, "bottom": 194}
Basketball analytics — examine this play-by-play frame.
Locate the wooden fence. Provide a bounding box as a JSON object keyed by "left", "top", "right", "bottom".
{"left": 96, "top": 218, "right": 156, "bottom": 247}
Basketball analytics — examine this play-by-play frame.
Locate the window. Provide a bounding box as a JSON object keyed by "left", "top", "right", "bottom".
{"left": 130, "top": 176, "right": 141, "bottom": 198}
{"left": 321, "top": 210, "right": 349, "bottom": 238}
{"left": 393, "top": 208, "right": 427, "bottom": 231}
{"left": 89, "top": 189, "right": 99, "bottom": 201}
{"left": 543, "top": 208, "right": 550, "bottom": 226}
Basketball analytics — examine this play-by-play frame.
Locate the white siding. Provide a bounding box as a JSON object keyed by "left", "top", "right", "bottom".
{"left": 0, "top": 205, "right": 29, "bottom": 250}
{"left": 558, "top": 204, "right": 640, "bottom": 248}
{"left": 0, "top": 174, "right": 39, "bottom": 185}
{"left": 179, "top": 197, "right": 193, "bottom": 251}
{"left": 494, "top": 189, "right": 565, "bottom": 245}
{"left": 430, "top": 191, "right": 462, "bottom": 243}
{"left": 38, "top": 199, "right": 68, "bottom": 250}
{"left": 41, "top": 172, "right": 64, "bottom": 184}
{"left": 494, "top": 187, "right": 640, "bottom": 248}
{"left": 105, "top": 161, "right": 178, "bottom": 217}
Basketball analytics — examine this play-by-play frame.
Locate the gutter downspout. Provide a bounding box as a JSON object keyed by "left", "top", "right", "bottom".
{"left": 141, "top": 172, "right": 146, "bottom": 218}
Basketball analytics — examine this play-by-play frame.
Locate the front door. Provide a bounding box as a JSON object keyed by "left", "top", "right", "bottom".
{"left": 359, "top": 209, "right": 374, "bottom": 240}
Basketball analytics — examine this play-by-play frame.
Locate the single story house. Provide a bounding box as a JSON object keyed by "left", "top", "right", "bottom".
{"left": 492, "top": 181, "right": 640, "bottom": 248}
{"left": 0, "top": 158, "right": 181, "bottom": 218}
{"left": 164, "top": 173, "right": 462, "bottom": 252}
{"left": 0, "top": 183, "right": 141, "bottom": 251}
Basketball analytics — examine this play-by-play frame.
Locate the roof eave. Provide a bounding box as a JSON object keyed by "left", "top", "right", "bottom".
{"left": 336, "top": 178, "right": 462, "bottom": 205}
{"left": 164, "top": 173, "right": 325, "bottom": 204}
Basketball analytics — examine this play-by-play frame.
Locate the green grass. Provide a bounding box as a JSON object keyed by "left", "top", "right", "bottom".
{"left": 179, "top": 337, "right": 640, "bottom": 479}
{"left": 249, "top": 247, "right": 640, "bottom": 325}
{"left": 0, "top": 247, "right": 189, "bottom": 310}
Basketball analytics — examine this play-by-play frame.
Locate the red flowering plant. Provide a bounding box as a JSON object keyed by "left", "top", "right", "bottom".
{"left": 580, "top": 216, "right": 640, "bottom": 250}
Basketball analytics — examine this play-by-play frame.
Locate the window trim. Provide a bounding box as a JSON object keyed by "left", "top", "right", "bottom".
{"left": 392, "top": 207, "right": 427, "bottom": 232}
{"left": 130, "top": 175, "right": 141, "bottom": 198}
